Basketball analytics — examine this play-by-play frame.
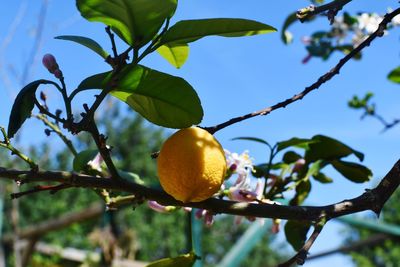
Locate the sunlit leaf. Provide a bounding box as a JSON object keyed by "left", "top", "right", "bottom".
{"left": 145, "top": 251, "right": 196, "bottom": 267}
{"left": 55, "top": 35, "right": 109, "bottom": 59}
{"left": 77, "top": 64, "right": 203, "bottom": 128}
{"left": 76, "top": 0, "right": 177, "bottom": 47}
{"left": 388, "top": 66, "right": 400, "bottom": 84}
{"left": 277, "top": 137, "right": 312, "bottom": 152}
{"left": 313, "top": 172, "right": 333, "bottom": 184}
{"left": 281, "top": 12, "right": 297, "bottom": 44}
{"left": 157, "top": 43, "right": 190, "bottom": 68}
{"left": 159, "top": 18, "right": 276, "bottom": 45}
{"left": 118, "top": 170, "right": 144, "bottom": 185}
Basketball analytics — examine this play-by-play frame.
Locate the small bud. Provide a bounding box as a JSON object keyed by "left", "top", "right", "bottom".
{"left": 271, "top": 219, "right": 281, "bottom": 234}
{"left": 40, "top": 91, "right": 47, "bottom": 101}
{"left": 293, "top": 158, "right": 306, "bottom": 173}
{"left": 42, "top": 54, "right": 59, "bottom": 73}
{"left": 229, "top": 163, "right": 237, "bottom": 171}
{"left": 228, "top": 187, "right": 258, "bottom": 202}
{"left": 204, "top": 212, "right": 214, "bottom": 227}
{"left": 55, "top": 109, "right": 62, "bottom": 117}
{"left": 44, "top": 129, "right": 51, "bottom": 136}
{"left": 53, "top": 69, "right": 63, "bottom": 79}
{"left": 147, "top": 200, "right": 176, "bottom": 213}
{"left": 183, "top": 207, "right": 192, "bottom": 212}
{"left": 195, "top": 209, "right": 206, "bottom": 219}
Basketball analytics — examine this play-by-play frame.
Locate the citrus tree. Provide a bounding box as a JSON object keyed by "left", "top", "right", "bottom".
{"left": 1, "top": 1, "right": 400, "bottom": 266}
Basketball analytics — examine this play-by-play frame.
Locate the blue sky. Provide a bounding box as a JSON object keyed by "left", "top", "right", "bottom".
{"left": 1, "top": 1, "right": 400, "bottom": 266}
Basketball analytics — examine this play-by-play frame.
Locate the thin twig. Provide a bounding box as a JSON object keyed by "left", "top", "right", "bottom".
{"left": 34, "top": 114, "right": 77, "bottom": 156}
{"left": 88, "top": 121, "right": 120, "bottom": 180}
{"left": 297, "top": 0, "right": 353, "bottom": 23}
{"left": 10, "top": 184, "right": 70, "bottom": 199}
{"left": 0, "top": 127, "right": 38, "bottom": 170}
{"left": 279, "top": 221, "right": 326, "bottom": 267}
{"left": 204, "top": 7, "right": 400, "bottom": 134}
{"left": 105, "top": 26, "right": 118, "bottom": 58}
{"left": 33, "top": 97, "right": 66, "bottom": 123}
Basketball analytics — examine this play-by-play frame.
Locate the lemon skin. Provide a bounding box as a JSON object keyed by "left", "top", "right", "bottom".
{"left": 157, "top": 127, "right": 226, "bottom": 203}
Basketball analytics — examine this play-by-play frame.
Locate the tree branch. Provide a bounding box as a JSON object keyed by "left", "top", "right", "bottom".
{"left": 0, "top": 159, "right": 399, "bottom": 221}
{"left": 297, "top": 0, "right": 353, "bottom": 23}
{"left": 2, "top": 202, "right": 103, "bottom": 243}
{"left": 204, "top": 7, "right": 400, "bottom": 134}
{"left": 307, "top": 233, "right": 389, "bottom": 261}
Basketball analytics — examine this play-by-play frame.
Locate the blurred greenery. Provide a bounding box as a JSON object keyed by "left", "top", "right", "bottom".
{"left": 347, "top": 189, "right": 400, "bottom": 267}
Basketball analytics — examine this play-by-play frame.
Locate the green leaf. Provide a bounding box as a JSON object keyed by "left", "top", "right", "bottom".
{"left": 331, "top": 160, "right": 372, "bottom": 183}
{"left": 305, "top": 160, "right": 327, "bottom": 178}
{"left": 277, "top": 137, "right": 312, "bottom": 152}
{"left": 281, "top": 12, "right": 297, "bottom": 44}
{"left": 76, "top": 0, "right": 177, "bottom": 47}
{"left": 388, "top": 66, "right": 400, "bottom": 84}
{"left": 343, "top": 12, "right": 358, "bottom": 26}
{"left": 77, "top": 64, "right": 203, "bottom": 128}
{"left": 118, "top": 170, "right": 144, "bottom": 185}
{"left": 305, "top": 135, "right": 364, "bottom": 162}
{"left": 253, "top": 163, "right": 286, "bottom": 178}
{"left": 157, "top": 43, "right": 190, "bottom": 69}
{"left": 284, "top": 220, "right": 312, "bottom": 251}
{"left": 7, "top": 80, "right": 51, "bottom": 139}
{"left": 159, "top": 18, "right": 276, "bottom": 45}
{"left": 55, "top": 35, "right": 109, "bottom": 59}
{"left": 282, "top": 151, "right": 302, "bottom": 164}
{"left": 313, "top": 172, "right": 333, "bottom": 184}
{"left": 232, "top": 136, "right": 271, "bottom": 147}
{"left": 73, "top": 149, "right": 98, "bottom": 172}
{"left": 290, "top": 179, "right": 311, "bottom": 206}
{"left": 145, "top": 251, "right": 196, "bottom": 267}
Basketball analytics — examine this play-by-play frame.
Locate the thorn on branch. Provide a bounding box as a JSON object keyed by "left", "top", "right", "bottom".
{"left": 83, "top": 103, "right": 90, "bottom": 112}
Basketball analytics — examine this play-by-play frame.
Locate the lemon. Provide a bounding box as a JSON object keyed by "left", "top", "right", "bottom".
{"left": 157, "top": 127, "right": 227, "bottom": 203}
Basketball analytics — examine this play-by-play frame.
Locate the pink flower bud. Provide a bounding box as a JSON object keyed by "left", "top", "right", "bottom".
{"left": 183, "top": 207, "right": 192, "bottom": 213}
{"left": 147, "top": 201, "right": 176, "bottom": 213}
{"left": 195, "top": 209, "right": 206, "bottom": 219}
{"left": 293, "top": 158, "right": 306, "bottom": 173}
{"left": 271, "top": 219, "right": 281, "bottom": 234}
{"left": 229, "top": 163, "right": 237, "bottom": 171}
{"left": 53, "top": 69, "right": 63, "bottom": 79}
{"left": 228, "top": 187, "right": 258, "bottom": 202}
{"left": 42, "top": 54, "right": 59, "bottom": 73}
{"left": 204, "top": 211, "right": 214, "bottom": 227}
{"left": 87, "top": 152, "right": 104, "bottom": 172}
{"left": 254, "top": 179, "right": 265, "bottom": 200}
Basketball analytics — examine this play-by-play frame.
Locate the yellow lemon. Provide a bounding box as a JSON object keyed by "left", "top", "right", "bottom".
{"left": 157, "top": 127, "right": 226, "bottom": 202}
